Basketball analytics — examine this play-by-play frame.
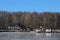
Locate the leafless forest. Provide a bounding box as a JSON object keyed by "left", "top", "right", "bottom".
{"left": 0, "top": 11, "right": 60, "bottom": 30}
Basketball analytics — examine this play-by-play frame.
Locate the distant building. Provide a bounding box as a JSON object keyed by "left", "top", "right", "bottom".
{"left": 45, "top": 29, "right": 51, "bottom": 33}
{"left": 7, "top": 24, "right": 26, "bottom": 30}
{"left": 55, "top": 29, "right": 60, "bottom": 33}
{"left": 7, "top": 25, "right": 20, "bottom": 30}
{"left": 34, "top": 29, "right": 41, "bottom": 33}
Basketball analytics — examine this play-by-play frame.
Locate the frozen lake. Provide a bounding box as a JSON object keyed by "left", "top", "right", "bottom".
{"left": 0, "top": 32, "right": 60, "bottom": 40}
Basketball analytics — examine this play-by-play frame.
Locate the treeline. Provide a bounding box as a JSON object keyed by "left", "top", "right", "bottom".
{"left": 0, "top": 11, "right": 60, "bottom": 29}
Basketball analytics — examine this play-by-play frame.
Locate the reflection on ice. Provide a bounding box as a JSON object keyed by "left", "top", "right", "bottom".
{"left": 0, "top": 32, "right": 60, "bottom": 40}
{"left": 46, "top": 33, "right": 51, "bottom": 37}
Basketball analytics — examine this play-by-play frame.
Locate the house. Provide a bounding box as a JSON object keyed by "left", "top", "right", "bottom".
{"left": 34, "top": 26, "right": 45, "bottom": 33}
{"left": 7, "top": 24, "right": 27, "bottom": 31}
{"left": 55, "top": 29, "right": 60, "bottom": 33}
{"left": 7, "top": 25, "right": 20, "bottom": 30}
{"left": 45, "top": 29, "right": 51, "bottom": 33}
{"left": 34, "top": 29, "right": 41, "bottom": 33}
